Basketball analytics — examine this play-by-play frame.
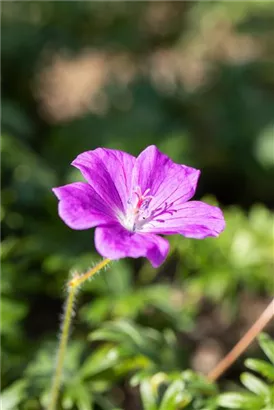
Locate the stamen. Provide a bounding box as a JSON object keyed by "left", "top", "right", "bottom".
{"left": 123, "top": 187, "right": 179, "bottom": 232}
{"left": 133, "top": 186, "right": 153, "bottom": 212}
{"left": 143, "top": 188, "right": 151, "bottom": 197}
{"left": 124, "top": 187, "right": 155, "bottom": 231}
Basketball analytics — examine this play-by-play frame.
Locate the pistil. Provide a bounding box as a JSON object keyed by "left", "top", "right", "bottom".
{"left": 124, "top": 187, "right": 154, "bottom": 231}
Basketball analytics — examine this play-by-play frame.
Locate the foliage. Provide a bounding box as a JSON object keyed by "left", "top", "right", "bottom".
{"left": 217, "top": 333, "right": 274, "bottom": 410}
{"left": 2, "top": 329, "right": 274, "bottom": 410}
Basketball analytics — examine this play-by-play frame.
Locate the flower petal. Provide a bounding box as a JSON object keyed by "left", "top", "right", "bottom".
{"left": 72, "top": 148, "right": 135, "bottom": 214}
{"left": 95, "top": 224, "right": 169, "bottom": 267}
{"left": 143, "top": 201, "right": 225, "bottom": 239}
{"left": 52, "top": 182, "right": 114, "bottom": 229}
{"left": 132, "top": 145, "right": 200, "bottom": 210}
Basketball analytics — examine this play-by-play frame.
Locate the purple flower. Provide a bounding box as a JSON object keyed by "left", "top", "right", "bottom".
{"left": 53, "top": 146, "right": 225, "bottom": 267}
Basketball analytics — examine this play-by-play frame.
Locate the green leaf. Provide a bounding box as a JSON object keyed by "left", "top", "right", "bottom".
{"left": 80, "top": 345, "right": 121, "bottom": 379}
{"left": 130, "top": 370, "right": 154, "bottom": 387}
{"left": 159, "top": 380, "right": 190, "bottom": 410}
{"left": 62, "top": 381, "right": 93, "bottom": 410}
{"left": 181, "top": 370, "right": 218, "bottom": 396}
{"left": 245, "top": 359, "right": 274, "bottom": 382}
{"left": 89, "top": 321, "right": 145, "bottom": 345}
{"left": 241, "top": 372, "right": 269, "bottom": 396}
{"left": 140, "top": 380, "right": 158, "bottom": 410}
{"left": 89, "top": 320, "right": 162, "bottom": 364}
{"left": 25, "top": 341, "right": 82, "bottom": 387}
{"left": 75, "top": 384, "right": 93, "bottom": 410}
{"left": 199, "top": 398, "right": 219, "bottom": 410}
{"left": 1, "top": 380, "right": 27, "bottom": 410}
{"left": 217, "top": 392, "right": 264, "bottom": 409}
{"left": 259, "top": 334, "right": 274, "bottom": 364}
{"left": 1, "top": 237, "right": 20, "bottom": 261}
{"left": 103, "top": 260, "right": 132, "bottom": 296}
{"left": 1, "top": 297, "right": 28, "bottom": 334}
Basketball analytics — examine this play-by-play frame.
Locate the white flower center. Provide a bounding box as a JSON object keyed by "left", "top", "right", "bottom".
{"left": 122, "top": 186, "right": 153, "bottom": 232}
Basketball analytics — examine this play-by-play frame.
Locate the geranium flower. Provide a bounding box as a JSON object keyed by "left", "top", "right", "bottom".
{"left": 53, "top": 146, "right": 225, "bottom": 267}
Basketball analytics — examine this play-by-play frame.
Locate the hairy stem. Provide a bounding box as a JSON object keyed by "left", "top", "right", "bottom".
{"left": 48, "top": 258, "right": 111, "bottom": 410}
{"left": 48, "top": 285, "right": 77, "bottom": 410}
{"left": 207, "top": 297, "right": 274, "bottom": 382}
{"left": 68, "top": 258, "right": 111, "bottom": 288}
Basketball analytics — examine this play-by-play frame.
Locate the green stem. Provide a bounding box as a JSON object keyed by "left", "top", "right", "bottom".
{"left": 48, "top": 258, "right": 111, "bottom": 410}
{"left": 68, "top": 258, "right": 111, "bottom": 288}
{"left": 48, "top": 285, "right": 77, "bottom": 410}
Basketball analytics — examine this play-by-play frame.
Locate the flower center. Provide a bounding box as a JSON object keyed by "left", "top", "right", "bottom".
{"left": 123, "top": 186, "right": 154, "bottom": 231}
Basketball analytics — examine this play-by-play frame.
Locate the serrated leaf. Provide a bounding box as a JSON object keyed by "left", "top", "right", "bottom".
{"left": 245, "top": 359, "right": 274, "bottom": 382}
{"left": 159, "top": 380, "right": 189, "bottom": 410}
{"left": 217, "top": 392, "right": 264, "bottom": 409}
{"left": 140, "top": 380, "right": 158, "bottom": 410}
{"left": 1, "top": 380, "right": 27, "bottom": 410}
{"left": 241, "top": 372, "right": 269, "bottom": 396}
{"left": 259, "top": 334, "right": 274, "bottom": 365}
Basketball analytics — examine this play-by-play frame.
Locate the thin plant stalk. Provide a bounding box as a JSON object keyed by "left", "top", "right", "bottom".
{"left": 207, "top": 297, "right": 274, "bottom": 382}
{"left": 48, "top": 285, "right": 77, "bottom": 410}
{"left": 48, "top": 258, "right": 111, "bottom": 410}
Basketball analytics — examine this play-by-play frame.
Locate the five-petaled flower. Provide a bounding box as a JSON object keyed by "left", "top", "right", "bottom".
{"left": 53, "top": 146, "right": 225, "bottom": 267}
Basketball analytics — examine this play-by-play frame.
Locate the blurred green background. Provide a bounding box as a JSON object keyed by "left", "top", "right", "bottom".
{"left": 1, "top": 2, "right": 274, "bottom": 409}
